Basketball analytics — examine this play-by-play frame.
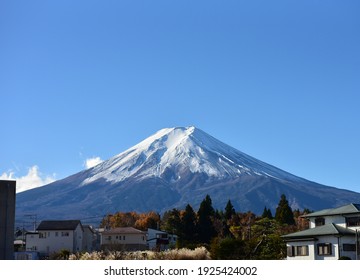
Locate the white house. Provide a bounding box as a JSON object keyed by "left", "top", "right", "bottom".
{"left": 147, "top": 228, "right": 178, "bottom": 251}
{"left": 26, "top": 220, "right": 84, "bottom": 258}
{"left": 283, "top": 203, "right": 360, "bottom": 260}
{"left": 100, "top": 227, "right": 147, "bottom": 251}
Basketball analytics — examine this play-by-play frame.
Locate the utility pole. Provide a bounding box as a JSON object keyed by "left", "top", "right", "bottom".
{"left": 24, "top": 214, "right": 37, "bottom": 231}
{"left": 356, "top": 230, "right": 359, "bottom": 260}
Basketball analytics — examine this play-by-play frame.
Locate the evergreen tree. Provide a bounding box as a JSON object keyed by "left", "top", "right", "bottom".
{"left": 197, "top": 194, "right": 216, "bottom": 244}
{"left": 262, "top": 207, "right": 268, "bottom": 219}
{"left": 224, "top": 200, "right": 236, "bottom": 220}
{"left": 262, "top": 207, "right": 273, "bottom": 219}
{"left": 178, "top": 204, "right": 197, "bottom": 247}
{"left": 222, "top": 200, "right": 236, "bottom": 238}
{"left": 275, "top": 194, "right": 295, "bottom": 225}
{"left": 248, "top": 218, "right": 287, "bottom": 259}
{"left": 162, "top": 209, "right": 182, "bottom": 235}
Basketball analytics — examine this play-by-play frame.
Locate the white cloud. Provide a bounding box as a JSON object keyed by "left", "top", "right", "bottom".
{"left": 84, "top": 157, "right": 103, "bottom": 169}
{"left": 0, "top": 165, "right": 56, "bottom": 193}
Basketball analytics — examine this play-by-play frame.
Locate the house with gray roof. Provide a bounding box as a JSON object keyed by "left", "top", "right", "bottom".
{"left": 100, "top": 227, "right": 147, "bottom": 251}
{"left": 283, "top": 203, "right": 360, "bottom": 260}
{"left": 26, "top": 220, "right": 84, "bottom": 258}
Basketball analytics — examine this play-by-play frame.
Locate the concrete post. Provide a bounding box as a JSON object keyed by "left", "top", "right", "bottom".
{"left": 0, "top": 180, "right": 16, "bottom": 260}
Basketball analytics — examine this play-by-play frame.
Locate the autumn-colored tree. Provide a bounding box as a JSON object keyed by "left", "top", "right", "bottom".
{"left": 100, "top": 212, "right": 139, "bottom": 228}
{"left": 134, "top": 211, "right": 160, "bottom": 231}
{"left": 99, "top": 211, "right": 160, "bottom": 230}
{"left": 230, "top": 211, "right": 256, "bottom": 240}
{"left": 293, "top": 208, "right": 310, "bottom": 231}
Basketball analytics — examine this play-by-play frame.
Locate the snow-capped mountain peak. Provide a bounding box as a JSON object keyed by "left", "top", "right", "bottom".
{"left": 81, "top": 126, "right": 299, "bottom": 186}
{"left": 17, "top": 126, "right": 360, "bottom": 223}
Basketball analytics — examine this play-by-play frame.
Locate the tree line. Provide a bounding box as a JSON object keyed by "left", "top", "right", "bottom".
{"left": 100, "top": 194, "right": 310, "bottom": 259}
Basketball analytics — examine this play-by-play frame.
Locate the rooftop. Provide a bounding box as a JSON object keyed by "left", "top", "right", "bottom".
{"left": 303, "top": 203, "right": 360, "bottom": 218}
{"left": 37, "top": 220, "right": 82, "bottom": 231}
{"left": 102, "top": 227, "right": 145, "bottom": 235}
{"left": 282, "top": 223, "right": 355, "bottom": 239}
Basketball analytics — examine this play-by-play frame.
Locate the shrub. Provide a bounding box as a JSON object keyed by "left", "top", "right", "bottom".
{"left": 50, "top": 249, "right": 71, "bottom": 260}
{"left": 210, "top": 237, "right": 246, "bottom": 260}
{"left": 69, "top": 247, "right": 211, "bottom": 260}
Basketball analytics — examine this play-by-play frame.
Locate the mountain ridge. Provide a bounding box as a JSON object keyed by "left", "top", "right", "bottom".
{"left": 16, "top": 126, "right": 360, "bottom": 225}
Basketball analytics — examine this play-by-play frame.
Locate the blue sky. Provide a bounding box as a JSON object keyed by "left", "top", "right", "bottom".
{"left": 1, "top": 1, "right": 360, "bottom": 193}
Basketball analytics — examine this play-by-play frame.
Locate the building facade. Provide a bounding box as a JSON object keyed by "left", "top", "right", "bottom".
{"left": 147, "top": 228, "right": 177, "bottom": 251}
{"left": 26, "top": 220, "right": 84, "bottom": 257}
{"left": 283, "top": 204, "right": 360, "bottom": 260}
{"left": 100, "top": 227, "right": 147, "bottom": 251}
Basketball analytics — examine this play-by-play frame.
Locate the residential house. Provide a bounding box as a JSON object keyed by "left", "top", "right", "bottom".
{"left": 283, "top": 203, "right": 360, "bottom": 260}
{"left": 100, "top": 227, "right": 147, "bottom": 251}
{"left": 26, "top": 220, "right": 84, "bottom": 258}
{"left": 82, "top": 225, "right": 98, "bottom": 252}
{"left": 147, "top": 228, "right": 177, "bottom": 251}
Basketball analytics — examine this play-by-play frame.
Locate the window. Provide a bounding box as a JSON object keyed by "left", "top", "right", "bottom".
{"left": 123, "top": 236, "right": 126, "bottom": 240}
{"left": 346, "top": 217, "right": 360, "bottom": 227}
{"left": 287, "top": 245, "right": 309, "bottom": 257}
{"left": 55, "top": 232, "right": 58, "bottom": 237}
{"left": 343, "top": 244, "right": 356, "bottom": 251}
{"left": 39, "top": 232, "right": 46, "bottom": 239}
{"left": 296, "top": 246, "right": 309, "bottom": 256}
{"left": 315, "top": 217, "right": 325, "bottom": 227}
{"left": 61, "top": 232, "right": 69, "bottom": 237}
{"left": 317, "top": 243, "right": 332, "bottom": 255}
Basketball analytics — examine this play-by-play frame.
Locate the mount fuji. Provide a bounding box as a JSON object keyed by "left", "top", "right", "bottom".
{"left": 16, "top": 126, "right": 360, "bottom": 224}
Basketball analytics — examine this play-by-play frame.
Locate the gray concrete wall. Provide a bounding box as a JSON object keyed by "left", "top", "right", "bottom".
{"left": 0, "top": 180, "right": 16, "bottom": 260}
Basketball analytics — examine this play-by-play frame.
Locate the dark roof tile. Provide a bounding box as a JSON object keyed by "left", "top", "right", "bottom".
{"left": 37, "top": 220, "right": 81, "bottom": 231}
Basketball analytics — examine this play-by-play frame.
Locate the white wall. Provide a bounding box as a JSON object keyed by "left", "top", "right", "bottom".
{"left": 26, "top": 224, "right": 83, "bottom": 256}
{"left": 287, "top": 235, "right": 359, "bottom": 260}
{"left": 314, "top": 236, "right": 339, "bottom": 260}
{"left": 101, "top": 233, "right": 146, "bottom": 246}
{"left": 286, "top": 240, "right": 315, "bottom": 260}
{"left": 338, "top": 235, "right": 358, "bottom": 260}
{"left": 309, "top": 216, "right": 346, "bottom": 228}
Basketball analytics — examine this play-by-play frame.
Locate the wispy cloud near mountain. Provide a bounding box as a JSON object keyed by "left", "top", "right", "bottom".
{"left": 0, "top": 165, "right": 56, "bottom": 193}
{"left": 84, "top": 157, "right": 103, "bottom": 169}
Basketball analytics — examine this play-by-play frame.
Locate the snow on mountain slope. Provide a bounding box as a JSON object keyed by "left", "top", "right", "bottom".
{"left": 16, "top": 126, "right": 360, "bottom": 224}
{"left": 81, "top": 126, "right": 303, "bottom": 186}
